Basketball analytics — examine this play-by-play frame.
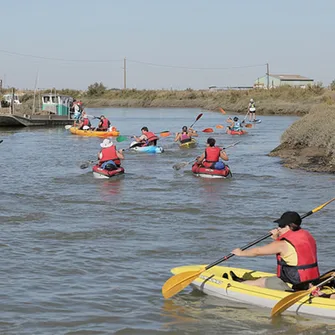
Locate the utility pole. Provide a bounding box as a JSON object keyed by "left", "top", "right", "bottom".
{"left": 266, "top": 63, "right": 270, "bottom": 89}
{"left": 123, "top": 57, "right": 127, "bottom": 90}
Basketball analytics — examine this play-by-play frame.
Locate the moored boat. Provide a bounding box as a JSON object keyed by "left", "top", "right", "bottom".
{"left": 179, "top": 138, "right": 197, "bottom": 148}
{"left": 129, "top": 141, "right": 164, "bottom": 153}
{"left": 92, "top": 164, "right": 125, "bottom": 179}
{"left": 69, "top": 127, "right": 120, "bottom": 137}
{"left": 170, "top": 264, "right": 335, "bottom": 318}
{"left": 192, "top": 162, "right": 232, "bottom": 179}
{"left": 227, "top": 128, "right": 247, "bottom": 135}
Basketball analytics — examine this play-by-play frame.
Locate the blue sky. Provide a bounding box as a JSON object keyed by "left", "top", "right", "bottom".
{"left": 1, "top": 0, "right": 334, "bottom": 90}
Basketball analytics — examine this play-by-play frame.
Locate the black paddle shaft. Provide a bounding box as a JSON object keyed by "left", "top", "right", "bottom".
{"left": 205, "top": 207, "right": 317, "bottom": 271}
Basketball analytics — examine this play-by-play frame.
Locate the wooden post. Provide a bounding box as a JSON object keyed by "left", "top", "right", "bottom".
{"left": 10, "top": 87, "right": 15, "bottom": 115}
{"left": 123, "top": 57, "right": 127, "bottom": 90}
{"left": 266, "top": 63, "right": 270, "bottom": 89}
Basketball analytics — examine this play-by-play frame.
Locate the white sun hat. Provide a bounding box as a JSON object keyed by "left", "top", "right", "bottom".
{"left": 100, "top": 139, "right": 114, "bottom": 148}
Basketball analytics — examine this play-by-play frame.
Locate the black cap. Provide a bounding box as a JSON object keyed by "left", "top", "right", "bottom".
{"left": 233, "top": 117, "right": 238, "bottom": 121}
{"left": 274, "top": 211, "right": 302, "bottom": 228}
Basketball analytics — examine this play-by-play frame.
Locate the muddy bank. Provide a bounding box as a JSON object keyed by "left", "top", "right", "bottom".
{"left": 269, "top": 106, "right": 335, "bottom": 173}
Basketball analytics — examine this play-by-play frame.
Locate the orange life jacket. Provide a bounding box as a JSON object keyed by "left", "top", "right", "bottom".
{"left": 99, "top": 146, "right": 121, "bottom": 166}
{"left": 276, "top": 229, "right": 319, "bottom": 285}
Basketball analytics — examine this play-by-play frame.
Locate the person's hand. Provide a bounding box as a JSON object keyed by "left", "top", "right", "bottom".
{"left": 232, "top": 248, "right": 243, "bottom": 256}
{"left": 270, "top": 228, "right": 281, "bottom": 240}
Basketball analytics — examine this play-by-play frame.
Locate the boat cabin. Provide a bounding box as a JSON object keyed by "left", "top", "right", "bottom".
{"left": 42, "top": 94, "right": 74, "bottom": 116}
{"left": 3, "top": 94, "right": 21, "bottom": 105}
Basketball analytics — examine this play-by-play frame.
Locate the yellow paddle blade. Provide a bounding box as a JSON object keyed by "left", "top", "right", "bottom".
{"left": 162, "top": 268, "right": 206, "bottom": 299}
{"left": 271, "top": 273, "right": 335, "bottom": 317}
{"left": 312, "top": 197, "right": 335, "bottom": 214}
{"left": 216, "top": 124, "right": 224, "bottom": 129}
{"left": 271, "top": 288, "right": 313, "bottom": 317}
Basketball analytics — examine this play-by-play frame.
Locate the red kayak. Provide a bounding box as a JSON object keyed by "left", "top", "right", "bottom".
{"left": 227, "top": 129, "right": 247, "bottom": 135}
{"left": 192, "top": 162, "right": 232, "bottom": 179}
{"left": 92, "top": 164, "right": 125, "bottom": 179}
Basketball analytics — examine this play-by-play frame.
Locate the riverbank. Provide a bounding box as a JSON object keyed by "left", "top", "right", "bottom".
{"left": 79, "top": 85, "right": 333, "bottom": 115}
{"left": 269, "top": 105, "right": 335, "bottom": 173}
{"left": 7, "top": 85, "right": 334, "bottom": 116}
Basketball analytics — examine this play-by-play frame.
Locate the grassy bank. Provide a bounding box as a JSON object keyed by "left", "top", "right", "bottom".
{"left": 7, "top": 84, "right": 335, "bottom": 116}
{"left": 269, "top": 105, "right": 335, "bottom": 173}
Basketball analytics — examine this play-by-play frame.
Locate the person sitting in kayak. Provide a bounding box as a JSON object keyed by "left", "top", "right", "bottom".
{"left": 196, "top": 137, "right": 229, "bottom": 170}
{"left": 174, "top": 126, "right": 198, "bottom": 143}
{"left": 77, "top": 115, "right": 92, "bottom": 130}
{"left": 247, "top": 98, "right": 256, "bottom": 122}
{"left": 231, "top": 211, "right": 320, "bottom": 291}
{"left": 133, "top": 127, "right": 159, "bottom": 146}
{"left": 226, "top": 117, "right": 242, "bottom": 133}
{"left": 98, "top": 139, "right": 124, "bottom": 170}
{"left": 95, "top": 115, "right": 111, "bottom": 131}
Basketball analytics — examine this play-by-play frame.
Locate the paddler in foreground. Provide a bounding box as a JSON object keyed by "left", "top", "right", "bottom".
{"left": 231, "top": 211, "right": 320, "bottom": 291}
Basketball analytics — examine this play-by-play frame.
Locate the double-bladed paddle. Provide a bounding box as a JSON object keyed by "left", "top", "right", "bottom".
{"left": 161, "top": 197, "right": 335, "bottom": 299}
{"left": 271, "top": 273, "right": 335, "bottom": 317}
{"left": 172, "top": 141, "right": 240, "bottom": 171}
{"left": 189, "top": 113, "right": 203, "bottom": 129}
{"left": 80, "top": 160, "right": 96, "bottom": 169}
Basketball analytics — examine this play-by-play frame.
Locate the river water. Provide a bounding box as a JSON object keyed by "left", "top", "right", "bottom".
{"left": 1, "top": 108, "right": 334, "bottom": 335}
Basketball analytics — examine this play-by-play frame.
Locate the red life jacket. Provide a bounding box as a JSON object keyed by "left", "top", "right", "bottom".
{"left": 144, "top": 131, "right": 159, "bottom": 145}
{"left": 99, "top": 146, "right": 121, "bottom": 166}
{"left": 203, "top": 147, "right": 221, "bottom": 167}
{"left": 83, "top": 118, "right": 91, "bottom": 126}
{"left": 276, "top": 229, "right": 319, "bottom": 285}
{"left": 101, "top": 118, "right": 110, "bottom": 130}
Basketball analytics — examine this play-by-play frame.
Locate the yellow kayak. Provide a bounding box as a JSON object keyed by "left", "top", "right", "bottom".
{"left": 179, "top": 138, "right": 197, "bottom": 148}
{"left": 69, "top": 127, "right": 120, "bottom": 137}
{"left": 170, "top": 265, "right": 335, "bottom": 318}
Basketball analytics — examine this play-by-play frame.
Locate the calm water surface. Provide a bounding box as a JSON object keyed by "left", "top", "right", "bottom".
{"left": 1, "top": 108, "right": 334, "bottom": 335}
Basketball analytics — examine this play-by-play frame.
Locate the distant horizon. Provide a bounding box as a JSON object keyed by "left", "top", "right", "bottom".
{"left": 1, "top": 0, "right": 334, "bottom": 90}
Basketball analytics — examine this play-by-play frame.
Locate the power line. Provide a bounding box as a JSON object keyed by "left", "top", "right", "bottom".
{"left": 127, "top": 59, "right": 266, "bottom": 70}
{"left": 0, "top": 49, "right": 121, "bottom": 63}
{"left": 0, "top": 49, "right": 266, "bottom": 70}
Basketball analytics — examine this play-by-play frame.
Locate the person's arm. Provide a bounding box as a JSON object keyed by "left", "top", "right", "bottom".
{"left": 174, "top": 133, "right": 180, "bottom": 142}
{"left": 189, "top": 128, "right": 198, "bottom": 137}
{"left": 220, "top": 150, "right": 229, "bottom": 161}
{"left": 117, "top": 150, "right": 124, "bottom": 160}
{"left": 98, "top": 151, "right": 103, "bottom": 160}
{"left": 196, "top": 153, "right": 205, "bottom": 164}
{"left": 232, "top": 240, "right": 286, "bottom": 257}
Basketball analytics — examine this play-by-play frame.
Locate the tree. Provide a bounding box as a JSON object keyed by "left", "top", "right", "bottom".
{"left": 87, "top": 82, "right": 107, "bottom": 96}
{"left": 330, "top": 80, "right": 335, "bottom": 91}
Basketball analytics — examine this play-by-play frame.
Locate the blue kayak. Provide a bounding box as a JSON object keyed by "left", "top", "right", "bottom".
{"left": 129, "top": 141, "right": 164, "bottom": 153}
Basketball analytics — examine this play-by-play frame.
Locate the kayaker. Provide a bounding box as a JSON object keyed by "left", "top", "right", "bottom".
{"left": 226, "top": 117, "right": 242, "bottom": 133}
{"left": 231, "top": 211, "right": 320, "bottom": 290}
{"left": 95, "top": 115, "right": 111, "bottom": 131}
{"left": 77, "top": 115, "right": 92, "bottom": 130}
{"left": 247, "top": 98, "right": 256, "bottom": 122}
{"left": 174, "top": 126, "right": 198, "bottom": 143}
{"left": 133, "top": 127, "right": 159, "bottom": 146}
{"left": 196, "top": 137, "right": 228, "bottom": 170}
{"left": 98, "top": 139, "right": 124, "bottom": 170}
